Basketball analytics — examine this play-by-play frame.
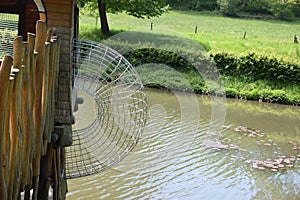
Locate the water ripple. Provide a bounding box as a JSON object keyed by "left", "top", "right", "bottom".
{"left": 67, "top": 89, "right": 300, "bottom": 200}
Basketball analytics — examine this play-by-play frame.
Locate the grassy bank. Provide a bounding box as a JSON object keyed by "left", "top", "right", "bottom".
{"left": 79, "top": 11, "right": 300, "bottom": 105}
{"left": 80, "top": 11, "right": 300, "bottom": 63}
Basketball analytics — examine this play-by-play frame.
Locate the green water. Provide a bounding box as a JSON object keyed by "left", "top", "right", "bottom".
{"left": 67, "top": 88, "right": 300, "bottom": 200}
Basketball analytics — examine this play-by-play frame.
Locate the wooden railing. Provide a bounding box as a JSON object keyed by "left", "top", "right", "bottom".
{"left": 0, "top": 20, "right": 60, "bottom": 200}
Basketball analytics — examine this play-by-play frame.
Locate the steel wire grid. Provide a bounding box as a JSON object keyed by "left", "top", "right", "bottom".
{"left": 65, "top": 39, "right": 147, "bottom": 179}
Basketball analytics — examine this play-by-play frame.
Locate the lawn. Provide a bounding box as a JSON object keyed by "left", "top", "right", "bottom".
{"left": 79, "top": 10, "right": 300, "bottom": 105}
{"left": 80, "top": 10, "right": 300, "bottom": 63}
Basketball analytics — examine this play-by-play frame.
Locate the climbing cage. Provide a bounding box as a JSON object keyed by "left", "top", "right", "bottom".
{"left": 65, "top": 39, "right": 147, "bottom": 179}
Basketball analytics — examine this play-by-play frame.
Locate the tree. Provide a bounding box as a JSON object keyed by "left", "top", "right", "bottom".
{"left": 296, "top": 0, "right": 299, "bottom": 17}
{"left": 242, "top": 0, "right": 247, "bottom": 7}
{"left": 80, "top": 1, "right": 100, "bottom": 25}
{"left": 217, "top": 0, "right": 241, "bottom": 16}
{"left": 78, "top": 0, "right": 168, "bottom": 34}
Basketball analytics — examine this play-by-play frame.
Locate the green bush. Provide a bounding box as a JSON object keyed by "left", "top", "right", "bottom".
{"left": 123, "top": 48, "right": 210, "bottom": 93}
{"left": 167, "top": 0, "right": 299, "bottom": 20}
{"left": 124, "top": 48, "right": 191, "bottom": 72}
{"left": 269, "top": 2, "right": 295, "bottom": 20}
{"left": 243, "top": 0, "right": 271, "bottom": 13}
{"left": 225, "top": 88, "right": 238, "bottom": 98}
{"left": 217, "top": 0, "right": 241, "bottom": 17}
{"left": 166, "top": 0, "right": 218, "bottom": 11}
{"left": 104, "top": 39, "right": 300, "bottom": 104}
{"left": 211, "top": 52, "right": 300, "bottom": 84}
{"left": 241, "top": 0, "right": 271, "bottom": 15}
{"left": 258, "top": 89, "right": 290, "bottom": 104}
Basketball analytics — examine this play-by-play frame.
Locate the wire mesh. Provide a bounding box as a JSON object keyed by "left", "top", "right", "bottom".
{"left": 0, "top": 13, "right": 18, "bottom": 57}
{"left": 65, "top": 39, "right": 147, "bottom": 179}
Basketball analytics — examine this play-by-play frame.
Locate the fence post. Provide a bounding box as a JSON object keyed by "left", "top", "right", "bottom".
{"left": 32, "top": 20, "right": 47, "bottom": 199}
{"left": 0, "top": 55, "right": 13, "bottom": 200}
{"left": 0, "top": 19, "right": 62, "bottom": 199}
{"left": 9, "top": 36, "right": 24, "bottom": 200}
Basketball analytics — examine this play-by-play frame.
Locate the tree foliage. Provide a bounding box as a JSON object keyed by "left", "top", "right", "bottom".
{"left": 78, "top": 0, "right": 168, "bottom": 34}
{"left": 166, "top": 0, "right": 218, "bottom": 11}
{"left": 104, "top": 0, "right": 168, "bottom": 19}
{"left": 166, "top": 0, "right": 299, "bottom": 20}
{"left": 80, "top": 1, "right": 100, "bottom": 25}
{"left": 217, "top": 0, "right": 241, "bottom": 17}
{"left": 79, "top": 0, "right": 299, "bottom": 33}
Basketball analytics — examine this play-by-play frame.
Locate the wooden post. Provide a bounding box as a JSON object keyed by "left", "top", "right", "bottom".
{"left": 33, "top": 20, "right": 47, "bottom": 186}
{"left": 4, "top": 76, "right": 14, "bottom": 190}
{"left": 21, "top": 33, "right": 37, "bottom": 190}
{"left": 28, "top": 33, "right": 38, "bottom": 193}
{"left": 0, "top": 55, "right": 13, "bottom": 200}
{"left": 9, "top": 36, "right": 24, "bottom": 199}
{"left": 37, "top": 145, "right": 54, "bottom": 200}
{"left": 0, "top": 19, "right": 62, "bottom": 199}
{"left": 42, "top": 28, "right": 56, "bottom": 155}
{"left": 20, "top": 40, "right": 34, "bottom": 192}
{"left": 294, "top": 35, "right": 299, "bottom": 44}
{"left": 42, "top": 43, "right": 50, "bottom": 156}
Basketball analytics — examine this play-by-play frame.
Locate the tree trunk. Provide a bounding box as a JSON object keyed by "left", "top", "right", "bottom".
{"left": 242, "top": 0, "right": 247, "bottom": 8}
{"left": 98, "top": 0, "right": 110, "bottom": 34}
{"left": 297, "top": 0, "right": 299, "bottom": 17}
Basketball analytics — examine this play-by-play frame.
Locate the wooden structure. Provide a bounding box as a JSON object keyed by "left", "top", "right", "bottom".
{"left": 0, "top": 0, "right": 77, "bottom": 199}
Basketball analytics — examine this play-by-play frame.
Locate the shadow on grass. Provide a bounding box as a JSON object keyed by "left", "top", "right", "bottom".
{"left": 79, "top": 26, "right": 124, "bottom": 42}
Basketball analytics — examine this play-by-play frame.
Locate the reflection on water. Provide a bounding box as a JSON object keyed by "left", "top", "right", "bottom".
{"left": 67, "top": 88, "right": 300, "bottom": 200}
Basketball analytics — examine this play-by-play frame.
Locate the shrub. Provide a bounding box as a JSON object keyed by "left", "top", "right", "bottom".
{"left": 258, "top": 89, "right": 290, "bottom": 104}
{"left": 104, "top": 39, "right": 300, "bottom": 104}
{"left": 217, "top": 0, "right": 241, "bottom": 17}
{"left": 166, "top": 0, "right": 218, "bottom": 11}
{"left": 211, "top": 52, "right": 300, "bottom": 84}
{"left": 226, "top": 88, "right": 238, "bottom": 98}
{"left": 269, "top": 2, "right": 295, "bottom": 20}
{"left": 241, "top": 0, "right": 271, "bottom": 15}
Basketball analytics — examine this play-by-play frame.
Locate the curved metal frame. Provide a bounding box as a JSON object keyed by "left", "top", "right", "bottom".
{"left": 65, "top": 39, "right": 147, "bottom": 179}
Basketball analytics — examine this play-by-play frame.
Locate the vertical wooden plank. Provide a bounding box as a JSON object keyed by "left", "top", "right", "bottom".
{"left": 20, "top": 40, "right": 34, "bottom": 191}
{"left": 0, "top": 16, "right": 64, "bottom": 198}
{"left": 41, "top": 31, "right": 51, "bottom": 156}
{"left": 3, "top": 76, "right": 14, "bottom": 194}
{"left": 8, "top": 36, "right": 24, "bottom": 200}
{"left": 37, "top": 145, "right": 54, "bottom": 200}
{"left": 0, "top": 56, "right": 12, "bottom": 140}
{"left": 43, "top": 29, "right": 57, "bottom": 153}
{"left": 28, "top": 33, "right": 37, "bottom": 189}
{"left": 0, "top": 55, "right": 13, "bottom": 200}
{"left": 33, "top": 20, "right": 47, "bottom": 181}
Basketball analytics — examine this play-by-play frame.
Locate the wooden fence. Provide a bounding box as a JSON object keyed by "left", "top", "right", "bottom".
{"left": 0, "top": 20, "right": 61, "bottom": 200}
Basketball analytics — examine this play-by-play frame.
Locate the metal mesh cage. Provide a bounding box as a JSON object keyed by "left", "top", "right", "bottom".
{"left": 0, "top": 13, "right": 18, "bottom": 57}
{"left": 65, "top": 39, "right": 147, "bottom": 179}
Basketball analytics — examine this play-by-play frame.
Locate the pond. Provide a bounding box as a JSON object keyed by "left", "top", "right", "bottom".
{"left": 67, "top": 88, "right": 300, "bottom": 200}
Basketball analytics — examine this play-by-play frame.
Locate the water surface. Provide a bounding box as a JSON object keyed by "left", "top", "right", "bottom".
{"left": 67, "top": 88, "right": 300, "bottom": 200}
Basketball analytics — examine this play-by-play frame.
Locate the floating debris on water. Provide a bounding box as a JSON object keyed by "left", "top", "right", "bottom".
{"left": 210, "top": 125, "right": 299, "bottom": 173}
{"left": 232, "top": 126, "right": 265, "bottom": 137}
{"left": 245, "top": 155, "right": 298, "bottom": 171}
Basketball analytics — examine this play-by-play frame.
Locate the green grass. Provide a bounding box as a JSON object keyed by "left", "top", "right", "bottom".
{"left": 79, "top": 10, "right": 300, "bottom": 105}
{"left": 80, "top": 10, "right": 300, "bottom": 63}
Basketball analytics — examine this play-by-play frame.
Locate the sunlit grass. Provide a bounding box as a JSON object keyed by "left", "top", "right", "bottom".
{"left": 79, "top": 10, "right": 300, "bottom": 104}
{"left": 80, "top": 10, "right": 300, "bottom": 63}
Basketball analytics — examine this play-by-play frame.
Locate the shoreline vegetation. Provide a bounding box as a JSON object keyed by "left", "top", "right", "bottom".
{"left": 79, "top": 10, "right": 300, "bottom": 105}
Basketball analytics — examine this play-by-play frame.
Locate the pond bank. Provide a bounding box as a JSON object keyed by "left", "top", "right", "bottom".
{"left": 125, "top": 48, "right": 300, "bottom": 106}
